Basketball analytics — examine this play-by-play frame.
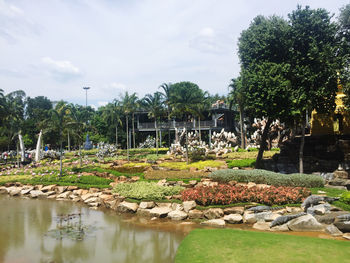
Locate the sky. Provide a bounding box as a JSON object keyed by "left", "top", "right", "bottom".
{"left": 0, "top": 0, "right": 349, "bottom": 108}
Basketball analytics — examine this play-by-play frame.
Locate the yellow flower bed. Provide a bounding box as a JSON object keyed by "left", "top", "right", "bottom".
{"left": 159, "top": 160, "right": 226, "bottom": 170}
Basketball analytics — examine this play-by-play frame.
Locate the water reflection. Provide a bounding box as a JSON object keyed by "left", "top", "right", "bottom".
{"left": 0, "top": 196, "right": 189, "bottom": 263}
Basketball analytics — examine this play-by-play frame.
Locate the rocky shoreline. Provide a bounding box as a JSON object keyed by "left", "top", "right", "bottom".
{"left": 1, "top": 183, "right": 349, "bottom": 241}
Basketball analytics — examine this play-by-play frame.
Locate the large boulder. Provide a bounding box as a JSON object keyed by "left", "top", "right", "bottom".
{"left": 270, "top": 224, "right": 289, "bottom": 232}
{"left": 41, "top": 185, "right": 56, "bottom": 192}
{"left": 287, "top": 214, "right": 325, "bottom": 231}
{"left": 149, "top": 207, "right": 172, "bottom": 218}
{"left": 315, "top": 211, "right": 349, "bottom": 224}
{"left": 9, "top": 187, "right": 21, "bottom": 196}
{"left": 201, "top": 219, "right": 225, "bottom": 227}
{"left": 253, "top": 221, "right": 271, "bottom": 231}
{"left": 117, "top": 201, "right": 139, "bottom": 213}
{"left": 223, "top": 206, "right": 244, "bottom": 215}
{"left": 224, "top": 214, "right": 243, "bottom": 224}
{"left": 204, "top": 208, "right": 224, "bottom": 219}
{"left": 325, "top": 224, "right": 343, "bottom": 237}
{"left": 307, "top": 203, "right": 331, "bottom": 215}
{"left": 183, "top": 201, "right": 196, "bottom": 212}
{"left": 188, "top": 209, "right": 204, "bottom": 219}
{"left": 243, "top": 211, "right": 257, "bottom": 224}
{"left": 139, "top": 201, "right": 156, "bottom": 209}
{"left": 167, "top": 210, "right": 188, "bottom": 220}
{"left": 56, "top": 191, "right": 72, "bottom": 199}
{"left": 137, "top": 208, "right": 152, "bottom": 217}
{"left": 30, "top": 190, "right": 46, "bottom": 198}
{"left": 334, "top": 221, "right": 350, "bottom": 233}
{"left": 0, "top": 187, "right": 8, "bottom": 194}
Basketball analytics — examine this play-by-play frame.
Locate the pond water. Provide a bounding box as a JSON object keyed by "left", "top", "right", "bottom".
{"left": 0, "top": 195, "right": 194, "bottom": 263}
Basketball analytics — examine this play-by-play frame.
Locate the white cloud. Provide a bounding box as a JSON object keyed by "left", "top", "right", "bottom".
{"left": 189, "top": 27, "right": 226, "bottom": 54}
{"left": 109, "top": 82, "right": 127, "bottom": 91}
{"left": 41, "top": 57, "right": 81, "bottom": 81}
{"left": 199, "top": 27, "right": 214, "bottom": 37}
{"left": 97, "top": 101, "right": 108, "bottom": 106}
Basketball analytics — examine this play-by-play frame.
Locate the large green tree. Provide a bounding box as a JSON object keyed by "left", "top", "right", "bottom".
{"left": 238, "top": 15, "right": 293, "bottom": 168}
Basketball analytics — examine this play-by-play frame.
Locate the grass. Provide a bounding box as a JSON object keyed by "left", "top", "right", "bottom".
{"left": 223, "top": 150, "right": 278, "bottom": 160}
{"left": 175, "top": 229, "right": 350, "bottom": 263}
{"left": 159, "top": 160, "right": 225, "bottom": 170}
{"left": 226, "top": 158, "right": 256, "bottom": 168}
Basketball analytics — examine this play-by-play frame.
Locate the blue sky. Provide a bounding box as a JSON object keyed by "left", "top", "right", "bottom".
{"left": 0, "top": 0, "right": 348, "bottom": 108}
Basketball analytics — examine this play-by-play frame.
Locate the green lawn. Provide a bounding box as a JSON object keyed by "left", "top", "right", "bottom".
{"left": 175, "top": 229, "right": 350, "bottom": 263}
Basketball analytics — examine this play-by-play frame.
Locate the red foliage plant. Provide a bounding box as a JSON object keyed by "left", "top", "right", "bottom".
{"left": 181, "top": 184, "right": 311, "bottom": 206}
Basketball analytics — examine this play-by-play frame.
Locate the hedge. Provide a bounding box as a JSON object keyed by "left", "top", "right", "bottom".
{"left": 209, "top": 169, "right": 324, "bottom": 188}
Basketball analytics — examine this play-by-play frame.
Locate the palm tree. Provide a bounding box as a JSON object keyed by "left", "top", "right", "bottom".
{"left": 101, "top": 100, "right": 123, "bottom": 147}
{"left": 142, "top": 92, "right": 164, "bottom": 155}
{"left": 159, "top": 83, "right": 173, "bottom": 146}
{"left": 229, "top": 77, "right": 246, "bottom": 149}
{"left": 120, "top": 92, "right": 138, "bottom": 160}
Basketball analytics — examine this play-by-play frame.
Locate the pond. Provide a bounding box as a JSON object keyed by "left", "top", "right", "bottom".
{"left": 0, "top": 195, "right": 195, "bottom": 263}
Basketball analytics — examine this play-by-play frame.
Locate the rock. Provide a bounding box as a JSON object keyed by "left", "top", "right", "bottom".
{"left": 223, "top": 206, "right": 244, "bottom": 215}
{"left": 84, "top": 196, "right": 100, "bottom": 203}
{"left": 157, "top": 179, "right": 167, "bottom": 186}
{"left": 243, "top": 211, "right": 257, "bottom": 224}
{"left": 343, "top": 233, "right": 350, "bottom": 240}
{"left": 325, "top": 224, "right": 343, "bottom": 237}
{"left": 201, "top": 219, "right": 225, "bottom": 227}
{"left": 81, "top": 193, "right": 94, "bottom": 201}
{"left": 333, "top": 170, "right": 349, "bottom": 179}
{"left": 0, "top": 187, "right": 7, "bottom": 194}
{"left": 30, "top": 190, "right": 46, "bottom": 198}
{"left": 56, "top": 191, "right": 72, "bottom": 199}
{"left": 247, "top": 182, "right": 256, "bottom": 188}
{"left": 204, "top": 208, "right": 224, "bottom": 219}
{"left": 41, "top": 185, "right": 56, "bottom": 192}
{"left": 117, "top": 201, "right": 139, "bottom": 213}
{"left": 47, "top": 194, "right": 57, "bottom": 199}
{"left": 9, "top": 188, "right": 21, "bottom": 196}
{"left": 56, "top": 186, "right": 68, "bottom": 193}
{"left": 89, "top": 188, "right": 99, "bottom": 193}
{"left": 149, "top": 207, "right": 172, "bottom": 218}
{"left": 183, "top": 201, "right": 196, "bottom": 212}
{"left": 139, "top": 201, "right": 156, "bottom": 209}
{"left": 307, "top": 203, "right": 331, "bottom": 215}
{"left": 315, "top": 211, "right": 349, "bottom": 224}
{"left": 35, "top": 185, "right": 43, "bottom": 190}
{"left": 188, "top": 209, "right": 204, "bottom": 219}
{"left": 100, "top": 194, "right": 113, "bottom": 202}
{"left": 286, "top": 207, "right": 304, "bottom": 213}
{"left": 105, "top": 200, "right": 117, "bottom": 209}
{"left": 88, "top": 202, "right": 100, "bottom": 207}
{"left": 334, "top": 221, "right": 350, "bottom": 233}
{"left": 253, "top": 221, "right": 271, "bottom": 231}
{"left": 171, "top": 203, "right": 184, "bottom": 211}
{"left": 155, "top": 202, "right": 172, "bottom": 208}
{"left": 46, "top": 191, "right": 56, "bottom": 196}
{"left": 223, "top": 214, "right": 243, "bottom": 224}
{"left": 67, "top": 186, "right": 78, "bottom": 191}
{"left": 168, "top": 210, "right": 188, "bottom": 220}
{"left": 137, "top": 208, "right": 152, "bottom": 217}
{"left": 270, "top": 224, "right": 290, "bottom": 232}
{"left": 287, "top": 214, "right": 325, "bottom": 232}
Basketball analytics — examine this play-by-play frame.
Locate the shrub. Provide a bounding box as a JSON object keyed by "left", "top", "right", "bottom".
{"left": 226, "top": 159, "right": 256, "bottom": 168}
{"left": 209, "top": 169, "right": 324, "bottom": 188}
{"left": 112, "top": 181, "right": 184, "bottom": 200}
{"left": 30, "top": 174, "right": 113, "bottom": 186}
{"left": 181, "top": 184, "right": 311, "bottom": 206}
{"left": 340, "top": 191, "right": 350, "bottom": 204}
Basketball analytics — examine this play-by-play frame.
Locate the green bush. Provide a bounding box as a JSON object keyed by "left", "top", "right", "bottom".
{"left": 340, "top": 191, "right": 350, "bottom": 204}
{"left": 209, "top": 169, "right": 324, "bottom": 188}
{"left": 226, "top": 159, "right": 256, "bottom": 168}
{"left": 112, "top": 181, "right": 184, "bottom": 200}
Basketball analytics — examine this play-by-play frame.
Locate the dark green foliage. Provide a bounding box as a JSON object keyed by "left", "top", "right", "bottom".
{"left": 209, "top": 169, "right": 324, "bottom": 188}
{"left": 340, "top": 191, "right": 350, "bottom": 204}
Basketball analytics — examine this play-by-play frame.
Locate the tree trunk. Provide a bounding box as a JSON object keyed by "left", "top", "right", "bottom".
{"left": 299, "top": 114, "right": 306, "bottom": 174}
{"left": 155, "top": 120, "right": 158, "bottom": 156}
{"left": 132, "top": 113, "right": 135, "bottom": 149}
{"left": 115, "top": 125, "right": 118, "bottom": 147}
{"left": 79, "top": 144, "right": 82, "bottom": 168}
{"left": 255, "top": 118, "right": 272, "bottom": 169}
{"left": 126, "top": 115, "right": 129, "bottom": 161}
{"left": 239, "top": 106, "right": 245, "bottom": 149}
{"left": 67, "top": 131, "right": 70, "bottom": 151}
{"left": 198, "top": 117, "right": 202, "bottom": 142}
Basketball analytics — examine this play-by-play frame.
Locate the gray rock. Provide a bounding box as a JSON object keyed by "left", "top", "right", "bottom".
{"left": 188, "top": 209, "right": 204, "bottom": 219}
{"left": 243, "top": 211, "right": 258, "bottom": 224}
{"left": 315, "top": 211, "right": 349, "bottom": 224}
{"left": 307, "top": 203, "right": 331, "bottom": 215}
{"left": 9, "top": 188, "right": 21, "bottom": 196}
{"left": 223, "top": 206, "right": 244, "bottom": 215}
{"left": 204, "top": 208, "right": 224, "bottom": 219}
{"left": 117, "top": 201, "right": 139, "bottom": 213}
{"left": 30, "top": 190, "right": 46, "bottom": 198}
{"left": 334, "top": 221, "right": 350, "bottom": 233}
{"left": 139, "top": 201, "right": 156, "bottom": 209}
{"left": 167, "top": 210, "right": 188, "bottom": 220}
{"left": 287, "top": 214, "right": 325, "bottom": 232}
{"left": 223, "top": 214, "right": 243, "bottom": 224}
{"left": 325, "top": 224, "right": 343, "bottom": 237}
{"left": 149, "top": 207, "right": 172, "bottom": 218}
{"left": 183, "top": 201, "right": 196, "bottom": 212}
{"left": 253, "top": 221, "right": 271, "bottom": 231}
{"left": 200, "top": 219, "right": 225, "bottom": 227}
{"left": 270, "top": 224, "right": 290, "bottom": 232}
{"left": 171, "top": 203, "right": 184, "bottom": 211}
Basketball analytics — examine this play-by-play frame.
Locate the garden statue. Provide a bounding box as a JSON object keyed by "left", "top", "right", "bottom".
{"left": 18, "top": 132, "right": 25, "bottom": 162}
{"left": 84, "top": 134, "right": 93, "bottom": 150}
{"left": 35, "top": 130, "right": 42, "bottom": 162}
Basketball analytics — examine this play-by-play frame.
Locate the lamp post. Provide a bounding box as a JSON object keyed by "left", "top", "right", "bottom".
{"left": 83, "top": 87, "right": 90, "bottom": 107}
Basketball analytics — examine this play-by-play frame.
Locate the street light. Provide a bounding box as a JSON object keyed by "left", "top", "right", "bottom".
{"left": 83, "top": 87, "right": 90, "bottom": 107}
